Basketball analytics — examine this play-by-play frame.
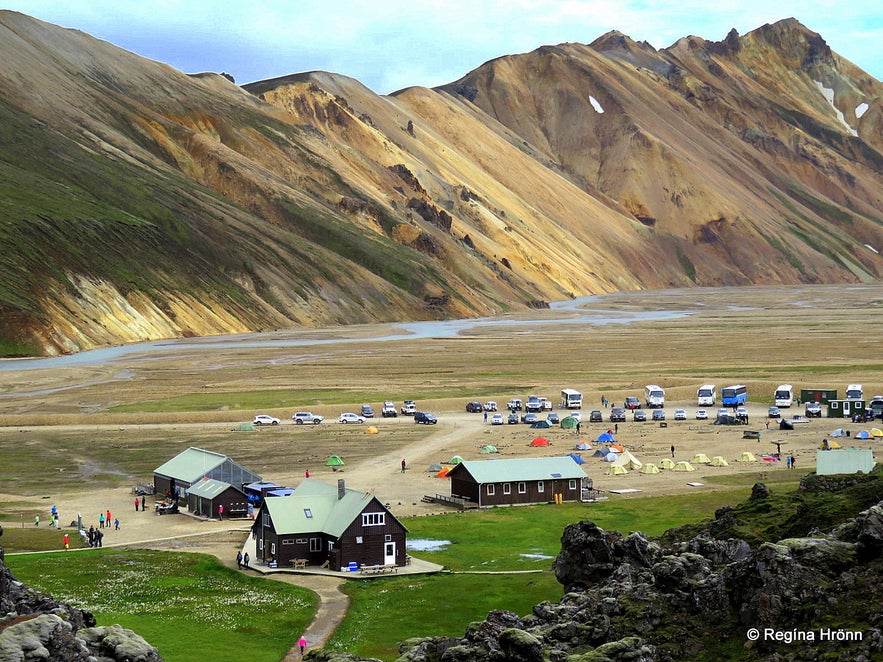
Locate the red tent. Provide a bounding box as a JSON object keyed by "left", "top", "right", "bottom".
{"left": 530, "top": 437, "right": 550, "bottom": 447}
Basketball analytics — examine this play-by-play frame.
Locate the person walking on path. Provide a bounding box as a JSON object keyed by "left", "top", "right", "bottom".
{"left": 34, "top": 515, "right": 40, "bottom": 527}
{"left": 243, "top": 552, "right": 250, "bottom": 569}
{"left": 114, "top": 518, "right": 120, "bottom": 530}
{"left": 99, "top": 512, "right": 105, "bottom": 529}
{"left": 237, "top": 551, "right": 243, "bottom": 569}
{"left": 106, "top": 510, "right": 111, "bottom": 526}
{"left": 141, "top": 496, "right": 146, "bottom": 511}
{"left": 95, "top": 529, "right": 103, "bottom": 547}
{"left": 298, "top": 636, "right": 307, "bottom": 655}
{"left": 670, "top": 444, "right": 675, "bottom": 458}
{"left": 218, "top": 504, "right": 224, "bottom": 520}
{"left": 401, "top": 458, "right": 407, "bottom": 473}
{"left": 63, "top": 533, "right": 69, "bottom": 550}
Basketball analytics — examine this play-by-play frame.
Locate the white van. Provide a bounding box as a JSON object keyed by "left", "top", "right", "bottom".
{"left": 696, "top": 384, "right": 716, "bottom": 406}
{"left": 846, "top": 384, "right": 863, "bottom": 400}
{"left": 774, "top": 384, "right": 794, "bottom": 408}
{"left": 644, "top": 384, "right": 665, "bottom": 408}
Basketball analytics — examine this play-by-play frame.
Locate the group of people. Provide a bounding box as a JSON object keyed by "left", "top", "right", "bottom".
{"left": 236, "top": 551, "right": 251, "bottom": 569}
{"left": 134, "top": 495, "right": 147, "bottom": 511}
{"left": 97, "top": 509, "right": 119, "bottom": 530}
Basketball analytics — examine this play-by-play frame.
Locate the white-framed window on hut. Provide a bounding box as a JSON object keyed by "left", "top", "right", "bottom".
{"left": 537, "top": 481, "right": 545, "bottom": 493}
{"left": 310, "top": 537, "right": 321, "bottom": 552}
{"left": 487, "top": 484, "right": 495, "bottom": 496}
{"left": 503, "top": 483, "right": 511, "bottom": 495}
{"left": 518, "top": 482, "right": 527, "bottom": 494}
{"left": 362, "top": 512, "right": 385, "bottom": 526}
{"left": 569, "top": 479, "right": 577, "bottom": 490}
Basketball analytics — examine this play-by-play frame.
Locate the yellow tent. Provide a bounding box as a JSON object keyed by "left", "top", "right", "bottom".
{"left": 365, "top": 426, "right": 379, "bottom": 434}
{"left": 738, "top": 452, "right": 757, "bottom": 462}
{"left": 871, "top": 428, "right": 882, "bottom": 438}
{"left": 613, "top": 450, "right": 644, "bottom": 470}
{"left": 673, "top": 461, "right": 695, "bottom": 472}
{"left": 639, "top": 463, "right": 660, "bottom": 474}
{"left": 710, "top": 456, "right": 729, "bottom": 467}
{"left": 605, "top": 464, "right": 627, "bottom": 476}
{"left": 692, "top": 453, "right": 711, "bottom": 464}
{"left": 659, "top": 458, "right": 675, "bottom": 470}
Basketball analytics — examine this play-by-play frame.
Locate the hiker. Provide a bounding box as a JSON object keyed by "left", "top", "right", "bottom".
{"left": 63, "top": 533, "right": 69, "bottom": 550}
{"left": 106, "top": 510, "right": 111, "bottom": 526}
{"left": 576, "top": 421, "right": 581, "bottom": 433}
{"left": 237, "top": 551, "right": 243, "bottom": 569}
{"left": 135, "top": 497, "right": 139, "bottom": 512}
{"left": 670, "top": 444, "right": 675, "bottom": 458}
{"left": 789, "top": 454, "right": 796, "bottom": 469}
{"left": 34, "top": 515, "right": 39, "bottom": 527}
{"left": 218, "top": 504, "right": 224, "bottom": 520}
{"left": 305, "top": 469, "right": 310, "bottom": 478}
{"left": 95, "top": 529, "right": 103, "bottom": 547}
{"left": 88, "top": 526, "right": 95, "bottom": 547}
{"left": 401, "top": 458, "right": 406, "bottom": 473}
{"left": 298, "top": 636, "right": 307, "bottom": 655}
{"left": 243, "top": 552, "right": 250, "bottom": 569}
{"left": 99, "top": 512, "right": 105, "bottom": 528}
{"left": 114, "top": 518, "right": 120, "bottom": 530}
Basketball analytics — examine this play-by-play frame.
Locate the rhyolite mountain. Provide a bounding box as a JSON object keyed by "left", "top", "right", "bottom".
{"left": 0, "top": 12, "right": 880, "bottom": 356}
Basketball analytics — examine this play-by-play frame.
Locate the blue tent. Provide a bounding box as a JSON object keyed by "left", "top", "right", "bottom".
{"left": 567, "top": 453, "right": 585, "bottom": 465}
{"left": 596, "top": 432, "right": 615, "bottom": 443}
{"left": 574, "top": 441, "right": 591, "bottom": 450}
{"left": 855, "top": 430, "right": 871, "bottom": 439}
{"left": 531, "top": 420, "right": 553, "bottom": 429}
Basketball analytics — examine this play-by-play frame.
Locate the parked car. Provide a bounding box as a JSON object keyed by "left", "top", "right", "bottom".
{"left": 484, "top": 401, "right": 498, "bottom": 412}
{"left": 360, "top": 404, "right": 374, "bottom": 418}
{"left": 381, "top": 401, "right": 398, "bottom": 417}
{"left": 805, "top": 401, "right": 822, "bottom": 418}
{"left": 339, "top": 412, "right": 366, "bottom": 424}
{"left": 521, "top": 412, "right": 539, "bottom": 424}
{"left": 507, "top": 412, "right": 520, "bottom": 424}
{"left": 567, "top": 411, "right": 582, "bottom": 421}
{"left": 466, "top": 401, "right": 484, "bottom": 413}
{"left": 292, "top": 412, "right": 324, "bottom": 425}
{"left": 674, "top": 408, "right": 687, "bottom": 421}
{"left": 768, "top": 406, "right": 781, "bottom": 418}
{"left": 491, "top": 413, "right": 504, "bottom": 425}
{"left": 589, "top": 410, "right": 603, "bottom": 422}
{"left": 717, "top": 408, "right": 730, "bottom": 419}
{"left": 401, "top": 400, "right": 417, "bottom": 415}
{"left": 414, "top": 411, "right": 438, "bottom": 424}
{"left": 253, "top": 414, "right": 280, "bottom": 426}
{"left": 632, "top": 409, "right": 647, "bottom": 422}
{"left": 609, "top": 407, "right": 626, "bottom": 422}
{"left": 652, "top": 409, "right": 666, "bottom": 421}
{"left": 547, "top": 412, "right": 560, "bottom": 424}
{"left": 624, "top": 396, "right": 641, "bottom": 410}
{"left": 736, "top": 407, "right": 749, "bottom": 423}
{"left": 507, "top": 398, "right": 523, "bottom": 411}
{"left": 695, "top": 409, "right": 709, "bottom": 420}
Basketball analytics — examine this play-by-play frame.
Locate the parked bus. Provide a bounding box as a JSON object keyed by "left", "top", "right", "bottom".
{"left": 774, "top": 384, "right": 794, "bottom": 408}
{"left": 560, "top": 388, "right": 582, "bottom": 409}
{"left": 846, "top": 384, "right": 863, "bottom": 400}
{"left": 721, "top": 384, "right": 748, "bottom": 406}
{"left": 644, "top": 384, "right": 665, "bottom": 408}
{"left": 696, "top": 384, "right": 716, "bottom": 406}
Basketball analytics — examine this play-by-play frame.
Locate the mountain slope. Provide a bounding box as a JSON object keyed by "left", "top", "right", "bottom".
{"left": 0, "top": 12, "right": 880, "bottom": 356}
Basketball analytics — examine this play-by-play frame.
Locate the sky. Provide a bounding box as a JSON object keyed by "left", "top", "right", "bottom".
{"left": 3, "top": 1, "right": 881, "bottom": 93}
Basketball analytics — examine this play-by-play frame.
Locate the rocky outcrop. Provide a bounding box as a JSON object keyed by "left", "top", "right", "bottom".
{"left": 0, "top": 525, "right": 163, "bottom": 661}
{"left": 376, "top": 492, "right": 883, "bottom": 661}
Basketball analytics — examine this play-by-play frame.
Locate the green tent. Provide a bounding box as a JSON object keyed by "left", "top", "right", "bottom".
{"left": 479, "top": 444, "right": 498, "bottom": 454}
{"left": 448, "top": 455, "right": 464, "bottom": 464}
{"left": 561, "top": 416, "right": 579, "bottom": 429}
{"left": 325, "top": 455, "right": 345, "bottom": 467}
{"left": 236, "top": 422, "right": 256, "bottom": 431}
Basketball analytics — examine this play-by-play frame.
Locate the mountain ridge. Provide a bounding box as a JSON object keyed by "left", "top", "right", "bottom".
{"left": 0, "top": 12, "right": 880, "bottom": 356}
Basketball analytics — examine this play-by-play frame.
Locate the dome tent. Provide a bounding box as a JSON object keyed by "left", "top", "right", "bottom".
{"left": 567, "top": 453, "right": 585, "bottom": 465}
{"left": 710, "top": 456, "right": 729, "bottom": 467}
{"left": 426, "top": 463, "right": 443, "bottom": 472}
{"left": 530, "top": 437, "right": 550, "bottom": 447}
{"left": 448, "top": 455, "right": 464, "bottom": 464}
{"left": 325, "top": 455, "right": 345, "bottom": 467}
{"left": 659, "top": 458, "right": 675, "bottom": 469}
{"left": 738, "top": 452, "right": 757, "bottom": 462}
{"left": 480, "top": 444, "right": 498, "bottom": 454}
{"left": 605, "top": 464, "right": 627, "bottom": 476}
{"left": 639, "top": 463, "right": 660, "bottom": 474}
{"left": 673, "top": 461, "right": 695, "bottom": 472}
{"left": 692, "top": 453, "right": 711, "bottom": 464}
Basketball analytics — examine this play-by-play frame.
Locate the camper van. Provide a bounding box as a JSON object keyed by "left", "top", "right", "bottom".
{"left": 560, "top": 388, "right": 582, "bottom": 409}
{"left": 774, "top": 384, "right": 794, "bottom": 408}
{"left": 846, "top": 384, "right": 863, "bottom": 400}
{"left": 644, "top": 385, "right": 665, "bottom": 408}
{"left": 697, "top": 384, "right": 716, "bottom": 406}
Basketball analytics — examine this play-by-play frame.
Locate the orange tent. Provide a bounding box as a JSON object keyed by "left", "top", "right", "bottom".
{"left": 365, "top": 426, "right": 379, "bottom": 434}
{"left": 609, "top": 444, "right": 625, "bottom": 453}
{"left": 435, "top": 467, "right": 451, "bottom": 478}
{"left": 530, "top": 437, "right": 550, "bottom": 447}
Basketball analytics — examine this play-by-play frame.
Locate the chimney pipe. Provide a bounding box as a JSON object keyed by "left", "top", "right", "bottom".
{"left": 338, "top": 479, "right": 345, "bottom": 500}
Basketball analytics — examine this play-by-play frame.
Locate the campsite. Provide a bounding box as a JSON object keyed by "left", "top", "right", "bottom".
{"left": 1, "top": 283, "right": 881, "bottom": 661}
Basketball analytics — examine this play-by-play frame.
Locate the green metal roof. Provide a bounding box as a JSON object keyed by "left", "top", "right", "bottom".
{"left": 262, "top": 479, "right": 389, "bottom": 538}
{"left": 154, "top": 447, "right": 227, "bottom": 481}
{"left": 186, "top": 478, "right": 243, "bottom": 499}
{"left": 450, "top": 457, "right": 587, "bottom": 484}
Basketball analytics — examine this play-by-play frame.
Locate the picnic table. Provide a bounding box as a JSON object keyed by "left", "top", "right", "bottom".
{"left": 289, "top": 558, "right": 308, "bottom": 569}
{"left": 359, "top": 563, "right": 398, "bottom": 574}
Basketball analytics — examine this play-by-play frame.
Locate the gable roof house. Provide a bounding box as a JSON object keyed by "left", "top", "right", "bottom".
{"left": 153, "top": 447, "right": 262, "bottom": 499}
{"left": 448, "top": 457, "right": 589, "bottom": 507}
{"left": 252, "top": 479, "right": 408, "bottom": 570}
{"left": 186, "top": 477, "right": 250, "bottom": 519}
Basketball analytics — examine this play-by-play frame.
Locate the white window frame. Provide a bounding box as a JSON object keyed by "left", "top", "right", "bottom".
{"left": 486, "top": 484, "right": 495, "bottom": 496}
{"left": 537, "top": 481, "right": 545, "bottom": 492}
{"left": 362, "top": 512, "right": 386, "bottom": 526}
{"left": 518, "top": 482, "right": 527, "bottom": 494}
{"left": 503, "top": 483, "right": 511, "bottom": 495}
{"left": 569, "top": 479, "right": 577, "bottom": 490}
{"left": 309, "top": 537, "right": 321, "bottom": 552}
